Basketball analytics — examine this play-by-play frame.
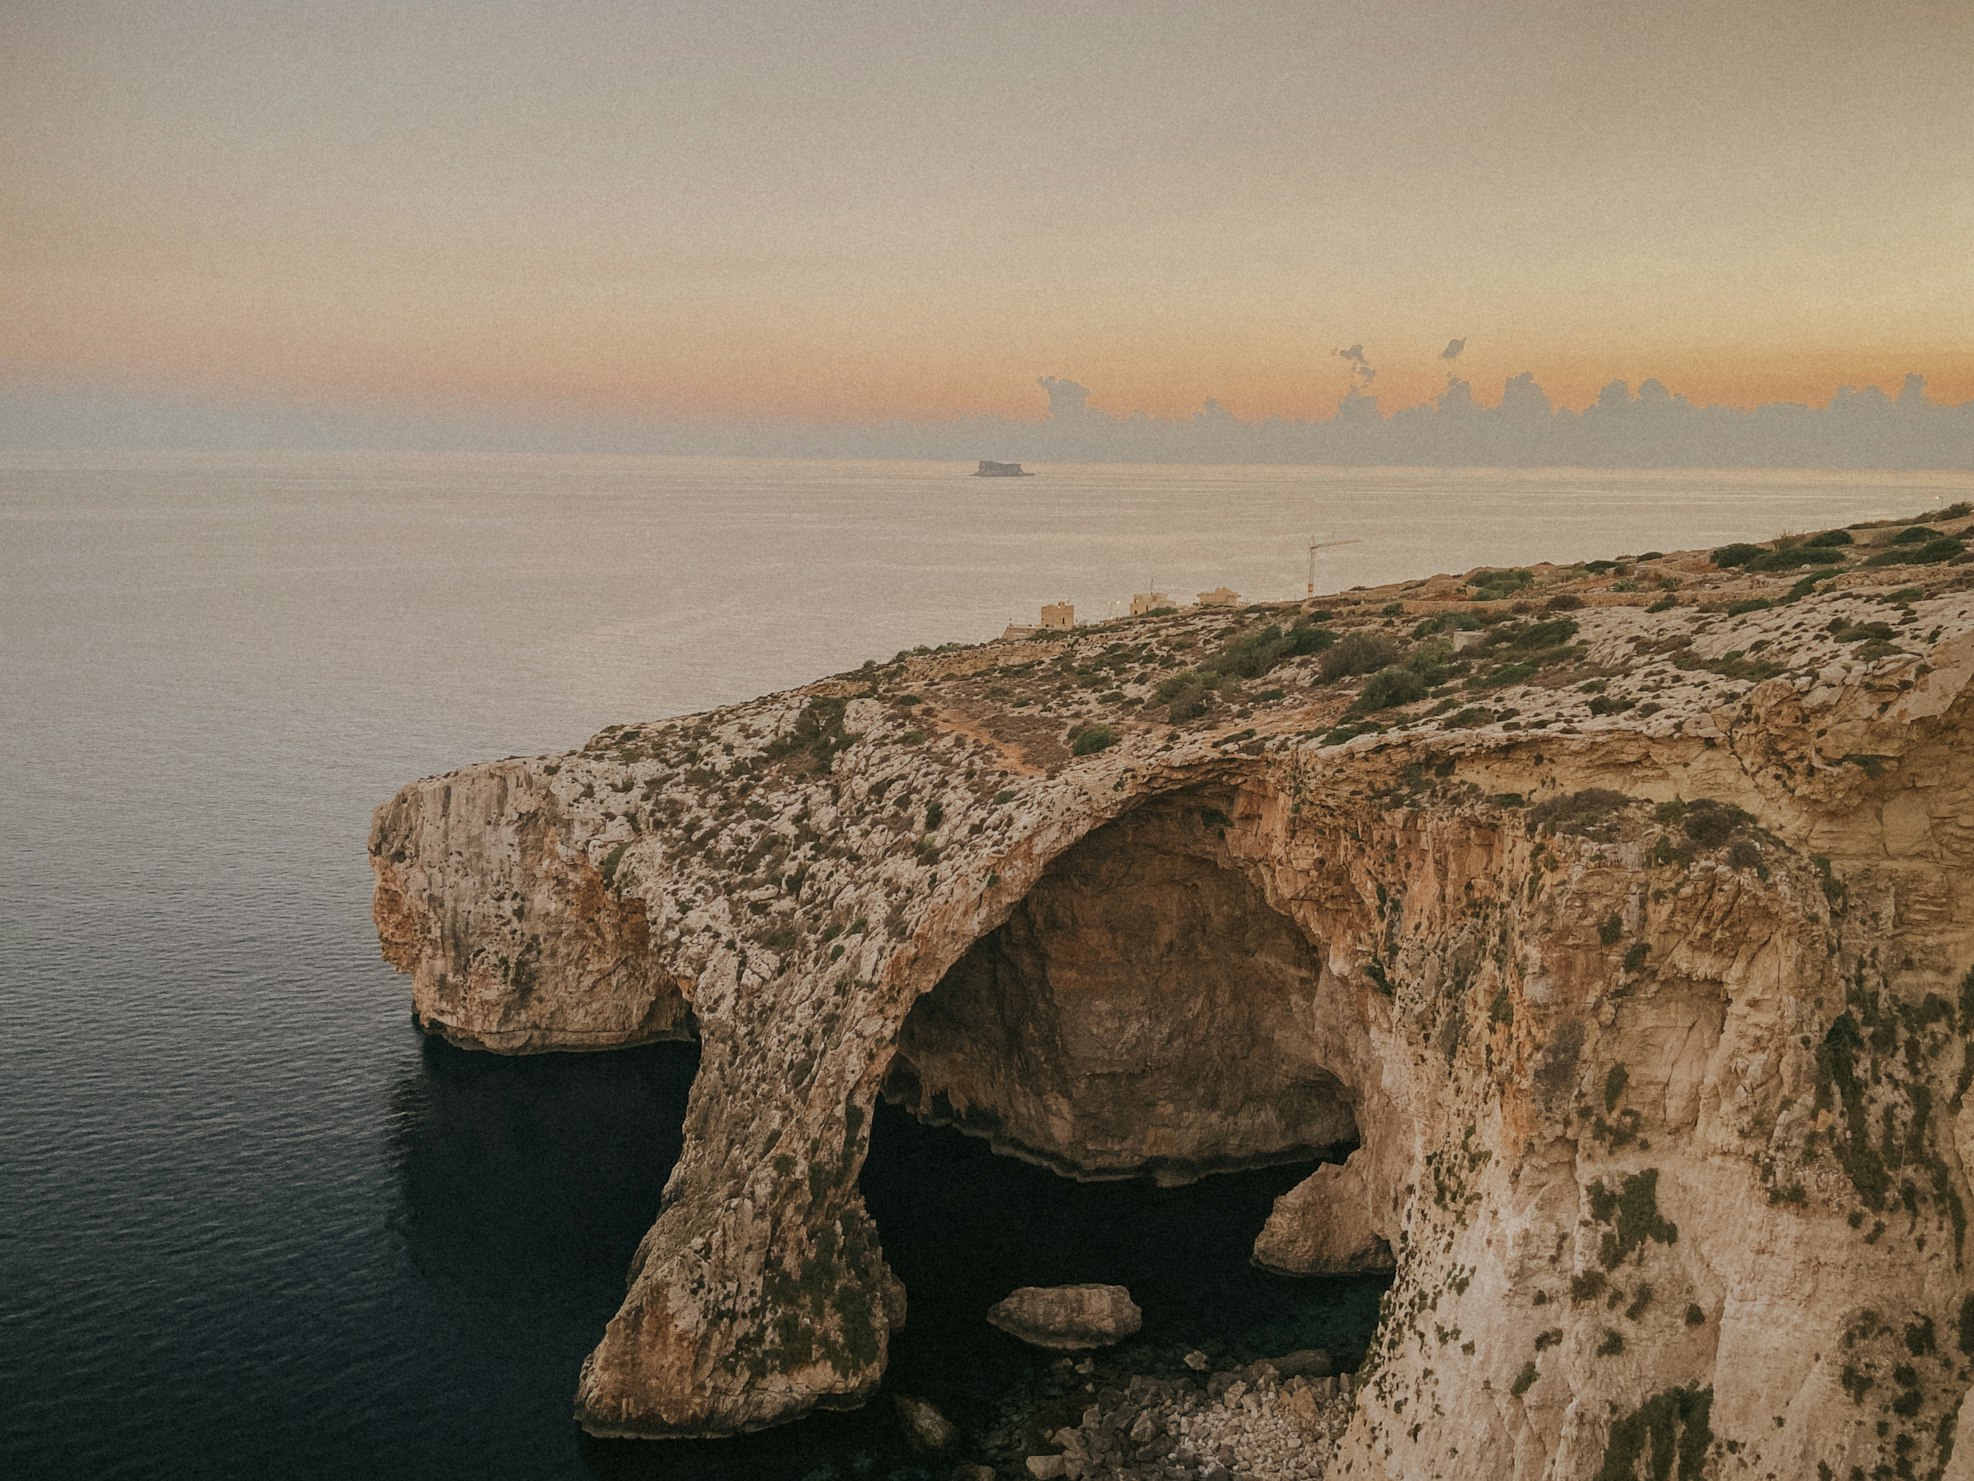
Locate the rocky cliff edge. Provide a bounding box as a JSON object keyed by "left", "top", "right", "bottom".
{"left": 372, "top": 508, "right": 1974, "bottom": 1479}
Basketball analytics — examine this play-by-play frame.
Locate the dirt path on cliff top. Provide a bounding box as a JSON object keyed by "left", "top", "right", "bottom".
{"left": 928, "top": 706, "right": 1047, "bottom": 776}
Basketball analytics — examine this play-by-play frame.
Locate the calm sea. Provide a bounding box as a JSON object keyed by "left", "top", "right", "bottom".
{"left": 6, "top": 452, "right": 1971, "bottom": 1480}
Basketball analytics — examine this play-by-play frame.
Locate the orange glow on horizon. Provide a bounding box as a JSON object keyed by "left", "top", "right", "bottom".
{"left": 15, "top": 338, "right": 1973, "bottom": 429}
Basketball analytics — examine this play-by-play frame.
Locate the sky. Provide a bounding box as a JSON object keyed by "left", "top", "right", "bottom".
{"left": 5, "top": 0, "right": 1973, "bottom": 444}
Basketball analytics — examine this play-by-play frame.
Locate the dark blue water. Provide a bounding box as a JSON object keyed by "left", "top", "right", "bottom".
{"left": 5, "top": 451, "right": 1957, "bottom": 1479}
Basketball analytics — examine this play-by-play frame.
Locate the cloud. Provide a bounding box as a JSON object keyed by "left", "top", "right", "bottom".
{"left": 10, "top": 367, "right": 1971, "bottom": 469}
{"left": 1500, "top": 370, "right": 1551, "bottom": 419}
{"left": 1441, "top": 337, "right": 1467, "bottom": 360}
{"left": 1334, "top": 343, "right": 1376, "bottom": 385}
{"left": 1036, "top": 375, "right": 1093, "bottom": 419}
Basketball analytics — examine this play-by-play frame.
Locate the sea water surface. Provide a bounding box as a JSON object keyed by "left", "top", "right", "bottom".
{"left": 6, "top": 452, "right": 1972, "bottom": 1480}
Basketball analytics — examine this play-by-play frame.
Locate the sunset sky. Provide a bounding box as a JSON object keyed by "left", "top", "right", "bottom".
{"left": 5, "top": 0, "right": 1972, "bottom": 432}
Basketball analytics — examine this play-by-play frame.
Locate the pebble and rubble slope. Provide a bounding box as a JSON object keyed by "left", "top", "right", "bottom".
{"left": 372, "top": 507, "right": 1974, "bottom": 1480}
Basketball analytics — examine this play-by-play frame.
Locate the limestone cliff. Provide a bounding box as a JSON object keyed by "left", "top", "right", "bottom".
{"left": 372, "top": 508, "right": 1974, "bottom": 1478}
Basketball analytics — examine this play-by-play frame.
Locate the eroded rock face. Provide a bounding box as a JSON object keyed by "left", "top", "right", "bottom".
{"left": 987, "top": 1284, "right": 1144, "bottom": 1350}
{"left": 1253, "top": 1152, "right": 1395, "bottom": 1276}
{"left": 887, "top": 791, "right": 1362, "bottom": 1184}
{"left": 371, "top": 513, "right": 1974, "bottom": 1477}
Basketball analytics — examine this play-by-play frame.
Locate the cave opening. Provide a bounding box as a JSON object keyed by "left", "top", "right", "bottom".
{"left": 858, "top": 787, "right": 1395, "bottom": 1445}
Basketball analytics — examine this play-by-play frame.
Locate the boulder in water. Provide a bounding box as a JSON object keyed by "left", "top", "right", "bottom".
{"left": 892, "top": 1393, "right": 957, "bottom": 1454}
{"left": 986, "top": 1283, "right": 1142, "bottom": 1350}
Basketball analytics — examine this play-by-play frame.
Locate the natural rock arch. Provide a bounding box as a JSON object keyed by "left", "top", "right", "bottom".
{"left": 883, "top": 784, "right": 1406, "bottom": 1282}
{"left": 370, "top": 578, "right": 1974, "bottom": 1477}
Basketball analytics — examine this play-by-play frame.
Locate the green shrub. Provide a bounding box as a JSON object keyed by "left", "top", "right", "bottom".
{"left": 1358, "top": 665, "right": 1430, "bottom": 710}
{"left": 1804, "top": 528, "right": 1854, "bottom": 547}
{"left": 1154, "top": 670, "right": 1209, "bottom": 701}
{"left": 1596, "top": 1387, "right": 1713, "bottom": 1481}
{"left": 1501, "top": 617, "right": 1580, "bottom": 651}
{"left": 1680, "top": 798, "right": 1752, "bottom": 846}
{"left": 1469, "top": 567, "right": 1535, "bottom": 599}
{"left": 766, "top": 697, "right": 856, "bottom": 773}
{"left": 1711, "top": 542, "right": 1764, "bottom": 567}
{"left": 1529, "top": 787, "right": 1629, "bottom": 836}
{"left": 1750, "top": 544, "right": 1844, "bottom": 571}
{"left": 1071, "top": 724, "right": 1118, "bottom": 756}
{"left": 1320, "top": 630, "right": 1401, "bottom": 681}
{"left": 1477, "top": 658, "right": 1541, "bottom": 689}
{"left": 1402, "top": 640, "right": 1452, "bottom": 685}
{"left": 1590, "top": 1169, "right": 1677, "bottom": 1266}
{"left": 1891, "top": 525, "right": 1941, "bottom": 544}
{"left": 1200, "top": 622, "right": 1322, "bottom": 680}
{"left": 1412, "top": 611, "right": 1483, "bottom": 638}
{"left": 1604, "top": 1064, "right": 1629, "bottom": 1110}
{"left": 599, "top": 842, "right": 628, "bottom": 885}
{"left": 1165, "top": 680, "right": 1212, "bottom": 722}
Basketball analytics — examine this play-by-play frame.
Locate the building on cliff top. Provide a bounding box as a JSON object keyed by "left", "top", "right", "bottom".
{"left": 1196, "top": 585, "right": 1242, "bottom": 608}
{"left": 1130, "top": 591, "right": 1170, "bottom": 615}
{"left": 1002, "top": 601, "right": 1074, "bottom": 640}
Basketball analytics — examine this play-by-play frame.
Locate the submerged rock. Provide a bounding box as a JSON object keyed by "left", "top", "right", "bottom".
{"left": 987, "top": 1283, "right": 1143, "bottom": 1350}
{"left": 893, "top": 1393, "right": 957, "bottom": 1454}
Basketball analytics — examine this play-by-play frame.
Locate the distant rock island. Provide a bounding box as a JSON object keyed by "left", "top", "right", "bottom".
{"left": 372, "top": 506, "right": 1974, "bottom": 1478}
{"left": 974, "top": 459, "right": 1032, "bottom": 476}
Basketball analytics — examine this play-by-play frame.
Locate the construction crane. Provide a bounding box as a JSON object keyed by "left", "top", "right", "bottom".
{"left": 1306, "top": 537, "right": 1363, "bottom": 597}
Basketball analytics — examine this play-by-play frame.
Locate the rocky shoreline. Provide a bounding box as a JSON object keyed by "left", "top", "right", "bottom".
{"left": 916, "top": 1340, "right": 1355, "bottom": 1481}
